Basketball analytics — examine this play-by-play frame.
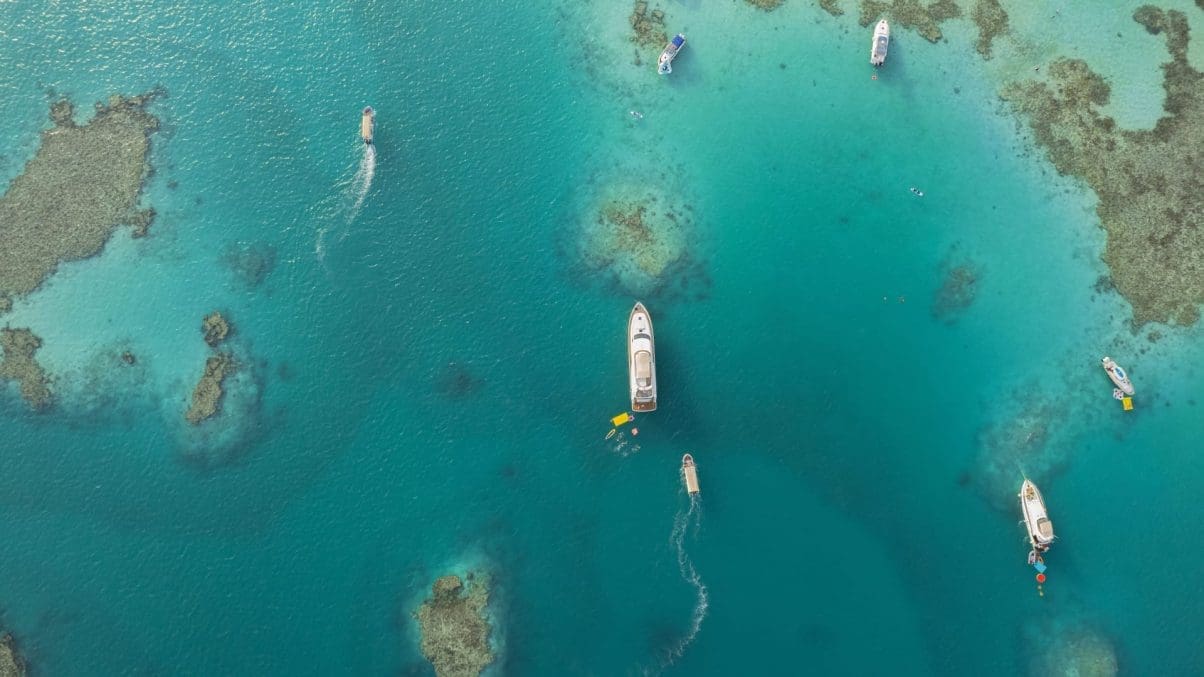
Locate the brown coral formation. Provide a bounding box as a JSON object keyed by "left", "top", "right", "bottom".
{"left": 185, "top": 353, "right": 235, "bottom": 424}
{"left": 0, "top": 328, "right": 52, "bottom": 410}
{"left": 580, "top": 187, "right": 693, "bottom": 295}
{"left": 745, "top": 0, "right": 786, "bottom": 10}
{"left": 0, "top": 93, "right": 158, "bottom": 303}
{"left": 630, "top": 1, "right": 668, "bottom": 50}
{"left": 415, "top": 574, "right": 494, "bottom": 677}
{"left": 202, "top": 311, "right": 231, "bottom": 347}
{"left": 0, "top": 633, "right": 25, "bottom": 677}
{"left": 932, "top": 256, "right": 981, "bottom": 322}
{"left": 856, "top": 1, "right": 962, "bottom": 43}
{"left": 970, "top": 0, "right": 1008, "bottom": 58}
{"left": 1002, "top": 7, "right": 1204, "bottom": 325}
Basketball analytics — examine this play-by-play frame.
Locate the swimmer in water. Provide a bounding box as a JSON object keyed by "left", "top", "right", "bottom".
{"left": 630, "top": 110, "right": 644, "bottom": 120}
{"left": 909, "top": 187, "right": 925, "bottom": 197}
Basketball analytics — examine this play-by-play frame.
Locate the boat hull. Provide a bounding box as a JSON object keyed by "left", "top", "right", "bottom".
{"left": 658, "top": 34, "right": 686, "bottom": 75}
{"left": 628, "top": 302, "right": 657, "bottom": 412}
{"left": 1019, "top": 479, "right": 1054, "bottom": 551}
{"left": 1101, "top": 357, "right": 1134, "bottom": 395}
{"left": 682, "top": 454, "right": 699, "bottom": 495}
{"left": 870, "top": 20, "right": 890, "bottom": 66}
{"left": 361, "top": 106, "right": 375, "bottom": 145}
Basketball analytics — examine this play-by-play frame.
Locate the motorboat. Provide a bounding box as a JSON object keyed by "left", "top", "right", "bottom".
{"left": 1101, "top": 356, "right": 1134, "bottom": 395}
{"left": 361, "top": 106, "right": 375, "bottom": 145}
{"left": 658, "top": 34, "right": 686, "bottom": 75}
{"left": 628, "top": 302, "right": 657, "bottom": 412}
{"left": 1019, "top": 479, "right": 1054, "bottom": 554}
{"left": 870, "top": 19, "right": 890, "bottom": 66}
{"left": 682, "top": 454, "right": 699, "bottom": 495}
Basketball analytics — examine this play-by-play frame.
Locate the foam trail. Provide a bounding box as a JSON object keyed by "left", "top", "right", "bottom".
{"left": 347, "top": 143, "right": 376, "bottom": 223}
{"left": 663, "top": 494, "right": 708, "bottom": 668}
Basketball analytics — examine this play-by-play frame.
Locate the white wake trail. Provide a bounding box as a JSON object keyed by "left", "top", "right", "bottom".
{"left": 348, "top": 143, "right": 376, "bottom": 221}
{"left": 315, "top": 143, "right": 376, "bottom": 262}
{"left": 663, "top": 494, "right": 708, "bottom": 668}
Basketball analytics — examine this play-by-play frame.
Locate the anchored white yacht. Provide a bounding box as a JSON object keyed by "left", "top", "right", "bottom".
{"left": 628, "top": 302, "right": 657, "bottom": 412}
{"left": 1019, "top": 479, "right": 1054, "bottom": 554}
{"left": 658, "top": 34, "right": 686, "bottom": 75}
{"left": 1101, "top": 356, "right": 1134, "bottom": 395}
{"left": 870, "top": 20, "right": 890, "bottom": 66}
{"left": 682, "top": 454, "right": 699, "bottom": 495}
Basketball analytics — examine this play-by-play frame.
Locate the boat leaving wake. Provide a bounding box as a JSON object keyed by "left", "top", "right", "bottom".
{"left": 315, "top": 143, "right": 376, "bottom": 261}
{"left": 663, "top": 494, "right": 707, "bottom": 668}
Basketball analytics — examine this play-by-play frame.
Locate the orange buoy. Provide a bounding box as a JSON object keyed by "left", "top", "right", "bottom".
{"left": 1035, "top": 573, "right": 1046, "bottom": 583}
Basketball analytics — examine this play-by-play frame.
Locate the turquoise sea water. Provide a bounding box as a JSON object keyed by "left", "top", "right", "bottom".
{"left": 3, "top": 0, "right": 1204, "bottom": 674}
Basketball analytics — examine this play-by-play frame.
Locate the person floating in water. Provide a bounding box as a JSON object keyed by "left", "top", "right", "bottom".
{"left": 630, "top": 110, "right": 644, "bottom": 120}
{"left": 909, "top": 187, "right": 925, "bottom": 197}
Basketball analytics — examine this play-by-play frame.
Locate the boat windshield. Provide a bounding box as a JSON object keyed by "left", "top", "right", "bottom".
{"left": 1114, "top": 367, "right": 1127, "bottom": 380}
{"left": 874, "top": 37, "right": 888, "bottom": 53}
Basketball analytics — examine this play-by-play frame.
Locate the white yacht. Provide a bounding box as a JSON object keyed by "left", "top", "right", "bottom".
{"left": 1101, "top": 356, "right": 1134, "bottom": 396}
{"left": 628, "top": 302, "right": 657, "bottom": 412}
{"left": 682, "top": 454, "right": 699, "bottom": 495}
{"left": 658, "top": 34, "right": 686, "bottom": 75}
{"left": 361, "top": 106, "right": 375, "bottom": 145}
{"left": 870, "top": 20, "right": 890, "bottom": 66}
{"left": 1019, "top": 479, "right": 1054, "bottom": 554}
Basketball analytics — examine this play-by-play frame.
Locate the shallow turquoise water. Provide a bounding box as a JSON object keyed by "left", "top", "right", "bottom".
{"left": 2, "top": 0, "right": 1204, "bottom": 674}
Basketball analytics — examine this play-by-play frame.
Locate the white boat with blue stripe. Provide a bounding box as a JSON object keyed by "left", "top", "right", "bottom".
{"left": 658, "top": 34, "right": 685, "bottom": 75}
{"left": 1101, "top": 356, "right": 1134, "bottom": 395}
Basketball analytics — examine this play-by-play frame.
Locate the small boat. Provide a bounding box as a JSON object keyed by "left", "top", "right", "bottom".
{"left": 361, "top": 106, "right": 375, "bottom": 145}
{"left": 682, "top": 454, "right": 699, "bottom": 495}
{"left": 869, "top": 19, "right": 890, "bottom": 66}
{"left": 628, "top": 302, "right": 657, "bottom": 412}
{"left": 658, "top": 34, "right": 686, "bottom": 75}
{"left": 1019, "top": 479, "right": 1054, "bottom": 554}
{"left": 1101, "top": 356, "right": 1134, "bottom": 395}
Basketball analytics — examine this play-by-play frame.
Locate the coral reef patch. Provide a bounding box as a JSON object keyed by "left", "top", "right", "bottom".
{"left": 1023, "top": 614, "right": 1119, "bottom": 677}
{"left": 575, "top": 180, "right": 699, "bottom": 297}
{"left": 221, "top": 241, "right": 277, "bottom": 289}
{"left": 0, "top": 327, "right": 52, "bottom": 410}
{"left": 973, "top": 386, "right": 1071, "bottom": 511}
{"left": 185, "top": 353, "right": 236, "bottom": 425}
{"left": 970, "top": 0, "right": 1008, "bottom": 58}
{"left": 0, "top": 633, "right": 24, "bottom": 677}
{"left": 1002, "top": 8, "right": 1204, "bottom": 326}
{"left": 0, "top": 93, "right": 158, "bottom": 303}
{"left": 629, "top": 2, "right": 668, "bottom": 50}
{"left": 437, "top": 362, "right": 484, "bottom": 399}
{"left": 202, "top": 311, "right": 231, "bottom": 347}
{"left": 745, "top": 0, "right": 786, "bottom": 11}
{"left": 854, "top": 1, "right": 962, "bottom": 43}
{"left": 932, "top": 250, "right": 981, "bottom": 323}
{"left": 415, "top": 574, "right": 495, "bottom": 677}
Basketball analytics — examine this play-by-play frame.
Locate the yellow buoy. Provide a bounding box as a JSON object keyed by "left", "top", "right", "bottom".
{"left": 610, "top": 412, "right": 633, "bottom": 427}
{"left": 1122, "top": 397, "right": 1133, "bottom": 411}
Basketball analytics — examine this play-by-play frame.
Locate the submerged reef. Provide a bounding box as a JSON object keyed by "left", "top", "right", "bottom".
{"left": 1023, "top": 615, "right": 1119, "bottom": 677}
{"left": 970, "top": 0, "right": 1008, "bottom": 58}
{"left": 745, "top": 0, "right": 786, "bottom": 11}
{"left": 932, "top": 252, "right": 981, "bottom": 322}
{"left": 1002, "top": 7, "right": 1204, "bottom": 326}
{"left": 973, "top": 387, "right": 1071, "bottom": 511}
{"left": 221, "top": 242, "right": 277, "bottom": 289}
{"left": 202, "top": 311, "right": 231, "bottom": 347}
{"left": 629, "top": 2, "right": 667, "bottom": 50}
{"left": 185, "top": 353, "right": 236, "bottom": 425}
{"left": 0, "top": 634, "right": 24, "bottom": 677}
{"left": 576, "top": 182, "right": 696, "bottom": 296}
{"left": 0, "top": 94, "right": 157, "bottom": 303}
{"left": 0, "top": 328, "right": 51, "bottom": 410}
{"left": 437, "top": 362, "right": 484, "bottom": 399}
{"left": 855, "top": 1, "right": 962, "bottom": 43}
{"left": 415, "top": 574, "right": 494, "bottom": 677}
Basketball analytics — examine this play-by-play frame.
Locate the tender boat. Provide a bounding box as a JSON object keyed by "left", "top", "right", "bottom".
{"left": 682, "top": 454, "right": 699, "bottom": 495}
{"left": 1101, "top": 356, "right": 1134, "bottom": 396}
{"left": 628, "top": 302, "right": 657, "bottom": 412}
{"left": 658, "top": 34, "right": 686, "bottom": 75}
{"left": 869, "top": 19, "right": 890, "bottom": 66}
{"left": 1019, "top": 479, "right": 1054, "bottom": 554}
{"left": 361, "top": 106, "right": 375, "bottom": 145}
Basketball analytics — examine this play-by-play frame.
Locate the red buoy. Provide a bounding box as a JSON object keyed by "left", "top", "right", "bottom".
{"left": 1035, "top": 573, "right": 1046, "bottom": 583}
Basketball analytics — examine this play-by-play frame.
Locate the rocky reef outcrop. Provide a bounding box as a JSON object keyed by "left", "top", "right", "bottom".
{"left": 202, "top": 311, "right": 231, "bottom": 347}
{"left": 0, "top": 633, "right": 25, "bottom": 677}
{"left": 629, "top": 2, "right": 668, "bottom": 50}
{"left": 0, "top": 328, "right": 52, "bottom": 410}
{"left": 415, "top": 574, "right": 494, "bottom": 677}
{"left": 0, "top": 93, "right": 158, "bottom": 304}
{"left": 185, "top": 353, "right": 235, "bottom": 425}
{"left": 1003, "top": 8, "right": 1204, "bottom": 326}
{"left": 932, "top": 251, "right": 981, "bottom": 323}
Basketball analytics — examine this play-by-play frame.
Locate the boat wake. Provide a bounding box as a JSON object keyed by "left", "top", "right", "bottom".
{"left": 663, "top": 494, "right": 707, "bottom": 668}
{"left": 315, "top": 143, "right": 375, "bottom": 262}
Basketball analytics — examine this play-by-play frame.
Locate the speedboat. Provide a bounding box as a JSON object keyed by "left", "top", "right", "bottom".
{"left": 682, "top": 454, "right": 699, "bottom": 495}
{"left": 361, "top": 106, "right": 375, "bottom": 145}
{"left": 658, "top": 34, "right": 686, "bottom": 75}
{"left": 628, "top": 302, "right": 657, "bottom": 412}
{"left": 1101, "top": 356, "right": 1134, "bottom": 395}
{"left": 1019, "top": 479, "right": 1054, "bottom": 554}
{"left": 870, "top": 19, "right": 890, "bottom": 66}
